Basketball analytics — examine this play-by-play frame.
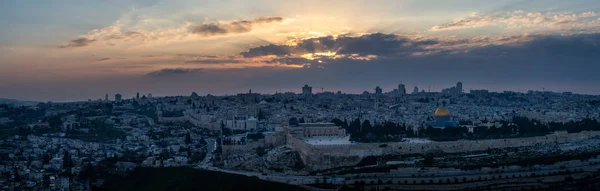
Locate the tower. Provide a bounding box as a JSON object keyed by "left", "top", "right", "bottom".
{"left": 398, "top": 84, "right": 406, "bottom": 95}
{"left": 456, "top": 82, "right": 463, "bottom": 94}
{"left": 114, "top": 94, "right": 122, "bottom": 102}
{"left": 375, "top": 86, "right": 382, "bottom": 95}
{"left": 302, "top": 85, "right": 312, "bottom": 96}
{"left": 136, "top": 92, "right": 140, "bottom": 100}
{"left": 104, "top": 94, "right": 109, "bottom": 101}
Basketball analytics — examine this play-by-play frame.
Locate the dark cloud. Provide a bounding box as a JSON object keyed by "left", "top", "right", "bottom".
{"left": 241, "top": 32, "right": 600, "bottom": 60}
{"left": 252, "top": 17, "right": 285, "bottom": 23}
{"left": 241, "top": 44, "right": 294, "bottom": 57}
{"left": 146, "top": 68, "right": 204, "bottom": 77}
{"left": 59, "top": 37, "right": 96, "bottom": 48}
{"left": 240, "top": 33, "right": 438, "bottom": 57}
{"left": 190, "top": 23, "right": 229, "bottom": 35}
{"left": 189, "top": 16, "right": 284, "bottom": 36}
{"left": 465, "top": 33, "right": 600, "bottom": 58}
{"left": 334, "top": 33, "right": 434, "bottom": 56}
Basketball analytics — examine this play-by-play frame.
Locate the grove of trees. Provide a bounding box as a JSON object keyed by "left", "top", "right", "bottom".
{"left": 330, "top": 116, "right": 600, "bottom": 142}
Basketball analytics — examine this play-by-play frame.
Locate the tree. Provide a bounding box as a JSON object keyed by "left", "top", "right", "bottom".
{"left": 256, "top": 147, "right": 267, "bottom": 157}
{"left": 18, "top": 126, "right": 31, "bottom": 136}
{"left": 258, "top": 110, "right": 266, "bottom": 120}
{"left": 43, "top": 154, "right": 50, "bottom": 164}
{"left": 185, "top": 132, "right": 192, "bottom": 144}
{"left": 63, "top": 150, "right": 73, "bottom": 169}
{"left": 48, "top": 115, "right": 62, "bottom": 128}
{"left": 79, "top": 163, "right": 97, "bottom": 181}
{"left": 12, "top": 167, "right": 21, "bottom": 183}
{"left": 289, "top": 117, "right": 299, "bottom": 126}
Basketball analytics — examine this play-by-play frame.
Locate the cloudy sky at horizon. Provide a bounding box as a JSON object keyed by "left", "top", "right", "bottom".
{"left": 1, "top": 0, "right": 600, "bottom": 101}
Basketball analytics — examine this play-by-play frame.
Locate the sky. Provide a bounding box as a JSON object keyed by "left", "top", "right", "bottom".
{"left": 1, "top": 0, "right": 600, "bottom": 101}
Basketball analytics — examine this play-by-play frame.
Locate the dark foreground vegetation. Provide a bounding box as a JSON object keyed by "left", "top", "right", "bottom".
{"left": 98, "top": 167, "right": 307, "bottom": 191}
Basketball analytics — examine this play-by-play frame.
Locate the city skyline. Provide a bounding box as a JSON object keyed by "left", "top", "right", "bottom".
{"left": 65, "top": 82, "right": 587, "bottom": 103}
{"left": 3, "top": 80, "right": 599, "bottom": 102}
{"left": 2, "top": 0, "right": 600, "bottom": 101}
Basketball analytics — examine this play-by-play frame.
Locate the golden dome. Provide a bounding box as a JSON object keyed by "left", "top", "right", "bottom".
{"left": 434, "top": 106, "right": 450, "bottom": 117}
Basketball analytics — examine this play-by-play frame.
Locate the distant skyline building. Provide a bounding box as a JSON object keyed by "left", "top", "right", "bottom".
{"left": 148, "top": 93, "right": 152, "bottom": 98}
{"left": 302, "top": 85, "right": 312, "bottom": 96}
{"left": 104, "top": 94, "right": 108, "bottom": 101}
{"left": 413, "top": 86, "right": 419, "bottom": 94}
{"left": 375, "top": 86, "right": 382, "bottom": 95}
{"left": 136, "top": 92, "right": 140, "bottom": 100}
{"left": 442, "top": 81, "right": 464, "bottom": 95}
{"left": 114, "top": 94, "right": 122, "bottom": 102}
{"left": 237, "top": 89, "right": 260, "bottom": 103}
{"left": 398, "top": 84, "right": 406, "bottom": 95}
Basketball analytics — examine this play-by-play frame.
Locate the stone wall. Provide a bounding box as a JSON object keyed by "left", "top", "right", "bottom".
{"left": 289, "top": 131, "right": 600, "bottom": 171}
{"left": 221, "top": 131, "right": 287, "bottom": 157}
{"left": 157, "top": 116, "right": 188, "bottom": 123}
{"left": 188, "top": 116, "right": 220, "bottom": 131}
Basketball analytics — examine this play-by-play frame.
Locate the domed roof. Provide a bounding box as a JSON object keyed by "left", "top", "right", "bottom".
{"left": 434, "top": 106, "right": 450, "bottom": 117}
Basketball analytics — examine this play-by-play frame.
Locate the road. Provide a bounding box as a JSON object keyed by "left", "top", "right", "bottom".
{"left": 200, "top": 138, "right": 217, "bottom": 166}
{"left": 195, "top": 162, "right": 330, "bottom": 185}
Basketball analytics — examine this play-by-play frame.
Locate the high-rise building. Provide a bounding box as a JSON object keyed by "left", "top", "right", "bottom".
{"left": 115, "top": 94, "right": 122, "bottom": 102}
{"left": 375, "top": 86, "right": 382, "bottom": 95}
{"left": 441, "top": 81, "right": 464, "bottom": 95}
{"left": 104, "top": 94, "right": 109, "bottom": 101}
{"left": 413, "top": 86, "right": 419, "bottom": 94}
{"left": 302, "top": 85, "right": 312, "bottom": 96}
{"left": 456, "top": 82, "right": 463, "bottom": 94}
{"left": 398, "top": 84, "right": 406, "bottom": 95}
{"left": 136, "top": 92, "right": 140, "bottom": 100}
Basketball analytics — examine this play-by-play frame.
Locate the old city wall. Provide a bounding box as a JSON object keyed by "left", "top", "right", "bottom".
{"left": 221, "top": 131, "right": 288, "bottom": 157}
{"left": 290, "top": 131, "right": 600, "bottom": 171}
{"left": 221, "top": 140, "right": 266, "bottom": 157}
{"left": 158, "top": 116, "right": 188, "bottom": 124}
{"left": 187, "top": 116, "right": 221, "bottom": 131}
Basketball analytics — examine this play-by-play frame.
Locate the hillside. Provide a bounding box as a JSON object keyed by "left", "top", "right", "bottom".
{"left": 101, "top": 167, "right": 307, "bottom": 191}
